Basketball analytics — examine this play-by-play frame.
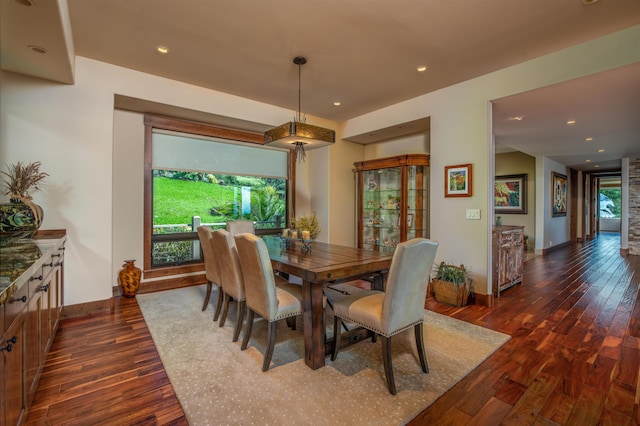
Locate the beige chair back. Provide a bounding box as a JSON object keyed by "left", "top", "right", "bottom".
{"left": 197, "top": 226, "right": 221, "bottom": 285}
{"left": 211, "top": 229, "right": 245, "bottom": 301}
{"left": 226, "top": 220, "right": 255, "bottom": 235}
{"left": 234, "top": 233, "right": 279, "bottom": 320}
{"left": 382, "top": 238, "right": 439, "bottom": 335}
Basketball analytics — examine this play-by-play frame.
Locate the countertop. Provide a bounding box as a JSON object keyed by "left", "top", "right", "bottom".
{"left": 0, "top": 231, "right": 66, "bottom": 306}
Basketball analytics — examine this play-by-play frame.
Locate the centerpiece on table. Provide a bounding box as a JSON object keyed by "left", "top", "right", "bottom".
{"left": 0, "top": 161, "right": 48, "bottom": 245}
{"left": 280, "top": 213, "right": 320, "bottom": 253}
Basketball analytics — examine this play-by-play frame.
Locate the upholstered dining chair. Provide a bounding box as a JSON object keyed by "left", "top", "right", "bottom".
{"left": 234, "top": 233, "right": 303, "bottom": 371}
{"left": 226, "top": 220, "right": 255, "bottom": 235}
{"left": 197, "top": 226, "right": 223, "bottom": 320}
{"left": 331, "top": 238, "right": 439, "bottom": 394}
{"left": 211, "top": 229, "right": 246, "bottom": 342}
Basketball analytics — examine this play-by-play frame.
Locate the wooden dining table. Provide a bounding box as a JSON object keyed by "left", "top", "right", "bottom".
{"left": 262, "top": 236, "right": 393, "bottom": 370}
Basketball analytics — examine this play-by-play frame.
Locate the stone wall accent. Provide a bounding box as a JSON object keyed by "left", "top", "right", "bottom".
{"left": 630, "top": 159, "right": 640, "bottom": 256}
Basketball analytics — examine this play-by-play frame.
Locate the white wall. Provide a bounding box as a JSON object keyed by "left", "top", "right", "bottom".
{"left": 2, "top": 25, "right": 639, "bottom": 305}
{"left": 1, "top": 57, "right": 340, "bottom": 306}
{"left": 537, "top": 158, "right": 570, "bottom": 251}
{"left": 342, "top": 25, "right": 640, "bottom": 295}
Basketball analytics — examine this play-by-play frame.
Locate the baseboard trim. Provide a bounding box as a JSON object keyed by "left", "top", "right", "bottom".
{"left": 620, "top": 248, "right": 629, "bottom": 257}
{"left": 64, "top": 274, "right": 207, "bottom": 319}
{"left": 474, "top": 292, "right": 492, "bottom": 307}
{"left": 62, "top": 299, "right": 111, "bottom": 318}
{"left": 541, "top": 240, "right": 571, "bottom": 256}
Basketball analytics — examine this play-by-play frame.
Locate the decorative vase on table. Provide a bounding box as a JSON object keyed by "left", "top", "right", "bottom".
{"left": 0, "top": 199, "right": 44, "bottom": 245}
{"left": 118, "top": 259, "right": 142, "bottom": 297}
{"left": 0, "top": 161, "right": 48, "bottom": 245}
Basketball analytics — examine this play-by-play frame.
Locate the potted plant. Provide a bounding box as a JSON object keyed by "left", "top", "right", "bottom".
{"left": 431, "top": 261, "right": 473, "bottom": 307}
{"left": 0, "top": 161, "right": 48, "bottom": 244}
{"left": 294, "top": 212, "right": 321, "bottom": 240}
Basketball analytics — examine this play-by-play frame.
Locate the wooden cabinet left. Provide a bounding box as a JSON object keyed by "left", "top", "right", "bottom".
{"left": 1, "top": 233, "right": 66, "bottom": 425}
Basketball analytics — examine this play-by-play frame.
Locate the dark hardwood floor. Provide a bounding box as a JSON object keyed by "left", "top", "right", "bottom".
{"left": 26, "top": 233, "right": 638, "bottom": 425}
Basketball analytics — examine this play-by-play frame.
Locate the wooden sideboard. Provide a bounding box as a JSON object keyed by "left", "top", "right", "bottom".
{"left": 492, "top": 225, "right": 524, "bottom": 297}
{"left": 1, "top": 232, "right": 66, "bottom": 425}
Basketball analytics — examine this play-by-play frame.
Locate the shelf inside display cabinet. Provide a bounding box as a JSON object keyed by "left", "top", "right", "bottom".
{"left": 355, "top": 154, "right": 430, "bottom": 254}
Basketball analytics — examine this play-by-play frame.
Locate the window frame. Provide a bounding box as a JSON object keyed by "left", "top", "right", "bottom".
{"left": 143, "top": 115, "right": 296, "bottom": 278}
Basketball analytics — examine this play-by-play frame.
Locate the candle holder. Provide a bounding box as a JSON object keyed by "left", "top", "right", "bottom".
{"left": 279, "top": 235, "right": 314, "bottom": 254}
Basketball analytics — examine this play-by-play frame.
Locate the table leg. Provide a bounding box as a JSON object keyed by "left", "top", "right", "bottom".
{"left": 302, "top": 280, "right": 325, "bottom": 369}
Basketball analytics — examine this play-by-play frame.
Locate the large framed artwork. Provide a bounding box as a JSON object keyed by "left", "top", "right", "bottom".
{"left": 494, "top": 174, "right": 527, "bottom": 214}
{"left": 444, "top": 164, "right": 472, "bottom": 197}
{"left": 552, "top": 171, "right": 567, "bottom": 217}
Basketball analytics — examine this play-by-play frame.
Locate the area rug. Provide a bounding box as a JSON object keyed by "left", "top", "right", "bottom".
{"left": 137, "top": 285, "right": 510, "bottom": 425}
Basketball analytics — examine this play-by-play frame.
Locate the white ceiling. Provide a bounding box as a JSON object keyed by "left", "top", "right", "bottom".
{"left": 1, "top": 0, "right": 639, "bottom": 171}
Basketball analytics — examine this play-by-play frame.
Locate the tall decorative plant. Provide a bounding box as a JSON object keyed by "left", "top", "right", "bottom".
{"left": 1, "top": 161, "right": 48, "bottom": 202}
{"left": 0, "top": 161, "right": 48, "bottom": 244}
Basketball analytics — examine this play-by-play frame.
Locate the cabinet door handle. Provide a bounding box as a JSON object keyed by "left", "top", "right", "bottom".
{"left": 1, "top": 336, "right": 17, "bottom": 352}
{"left": 39, "top": 283, "right": 50, "bottom": 292}
{"left": 43, "top": 262, "right": 54, "bottom": 268}
{"left": 9, "top": 295, "right": 27, "bottom": 303}
{"left": 29, "top": 275, "right": 43, "bottom": 282}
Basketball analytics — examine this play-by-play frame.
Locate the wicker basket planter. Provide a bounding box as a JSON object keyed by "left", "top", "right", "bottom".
{"left": 431, "top": 263, "right": 471, "bottom": 307}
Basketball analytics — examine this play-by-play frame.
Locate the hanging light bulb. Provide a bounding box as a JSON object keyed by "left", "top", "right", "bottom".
{"left": 294, "top": 142, "right": 307, "bottom": 163}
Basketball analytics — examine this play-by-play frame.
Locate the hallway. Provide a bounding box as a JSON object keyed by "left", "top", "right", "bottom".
{"left": 413, "top": 232, "right": 639, "bottom": 424}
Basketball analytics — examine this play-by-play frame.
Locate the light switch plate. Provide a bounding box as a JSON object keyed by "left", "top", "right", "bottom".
{"left": 466, "top": 209, "right": 481, "bottom": 220}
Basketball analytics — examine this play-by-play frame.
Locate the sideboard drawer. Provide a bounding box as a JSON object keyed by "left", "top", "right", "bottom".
{"left": 4, "top": 283, "right": 29, "bottom": 333}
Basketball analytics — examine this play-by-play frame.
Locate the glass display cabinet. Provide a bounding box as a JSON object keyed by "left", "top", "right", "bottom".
{"left": 354, "top": 154, "right": 430, "bottom": 254}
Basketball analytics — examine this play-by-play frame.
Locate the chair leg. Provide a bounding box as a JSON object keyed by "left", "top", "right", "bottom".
{"left": 213, "top": 286, "right": 223, "bottom": 322}
{"left": 241, "top": 309, "right": 255, "bottom": 350}
{"left": 262, "top": 320, "right": 277, "bottom": 372}
{"left": 381, "top": 336, "right": 397, "bottom": 395}
{"left": 414, "top": 323, "right": 429, "bottom": 373}
{"left": 202, "top": 281, "right": 212, "bottom": 311}
{"left": 219, "top": 291, "right": 230, "bottom": 327}
{"left": 232, "top": 300, "right": 246, "bottom": 342}
{"left": 286, "top": 316, "right": 296, "bottom": 331}
{"left": 331, "top": 315, "right": 343, "bottom": 361}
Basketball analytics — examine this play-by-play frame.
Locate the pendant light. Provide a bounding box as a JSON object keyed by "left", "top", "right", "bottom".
{"left": 264, "top": 57, "right": 335, "bottom": 162}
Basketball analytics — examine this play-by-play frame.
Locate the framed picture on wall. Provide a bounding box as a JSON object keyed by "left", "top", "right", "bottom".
{"left": 444, "top": 164, "right": 473, "bottom": 197}
{"left": 552, "top": 171, "right": 567, "bottom": 217}
{"left": 495, "top": 174, "right": 527, "bottom": 214}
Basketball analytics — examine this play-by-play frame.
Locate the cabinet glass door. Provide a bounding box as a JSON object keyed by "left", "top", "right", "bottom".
{"left": 362, "top": 167, "right": 401, "bottom": 254}
{"left": 407, "top": 165, "right": 429, "bottom": 240}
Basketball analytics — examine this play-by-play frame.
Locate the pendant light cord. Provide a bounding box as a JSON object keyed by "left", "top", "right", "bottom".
{"left": 297, "top": 60, "right": 301, "bottom": 122}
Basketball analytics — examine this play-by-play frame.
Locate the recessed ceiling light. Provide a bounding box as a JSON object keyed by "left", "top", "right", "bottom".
{"left": 417, "top": 65, "right": 427, "bottom": 72}
{"left": 585, "top": 159, "right": 592, "bottom": 163}
{"left": 509, "top": 115, "right": 524, "bottom": 121}
{"left": 583, "top": 0, "right": 599, "bottom": 4}
{"left": 28, "top": 45, "right": 47, "bottom": 54}
{"left": 598, "top": 149, "right": 605, "bottom": 153}
{"left": 594, "top": 165, "right": 600, "bottom": 168}
{"left": 156, "top": 46, "right": 169, "bottom": 54}
{"left": 333, "top": 101, "right": 341, "bottom": 106}
{"left": 585, "top": 137, "right": 593, "bottom": 141}
{"left": 566, "top": 120, "right": 576, "bottom": 125}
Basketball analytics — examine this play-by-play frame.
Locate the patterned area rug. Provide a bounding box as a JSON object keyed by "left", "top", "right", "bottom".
{"left": 137, "top": 285, "right": 509, "bottom": 425}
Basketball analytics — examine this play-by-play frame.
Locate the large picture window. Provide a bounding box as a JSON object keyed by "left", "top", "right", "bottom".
{"left": 144, "top": 116, "right": 294, "bottom": 277}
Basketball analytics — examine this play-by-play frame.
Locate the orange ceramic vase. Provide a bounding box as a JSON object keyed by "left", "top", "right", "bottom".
{"left": 118, "top": 259, "right": 141, "bottom": 297}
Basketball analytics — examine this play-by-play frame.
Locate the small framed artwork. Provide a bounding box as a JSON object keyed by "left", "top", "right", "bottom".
{"left": 552, "top": 172, "right": 568, "bottom": 217}
{"left": 495, "top": 174, "right": 527, "bottom": 214}
{"left": 444, "top": 164, "right": 473, "bottom": 197}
